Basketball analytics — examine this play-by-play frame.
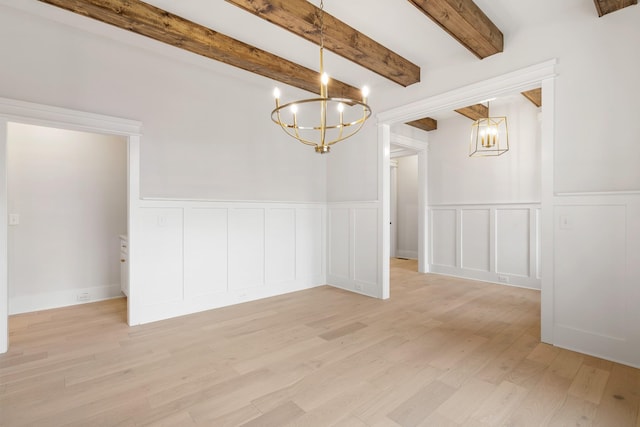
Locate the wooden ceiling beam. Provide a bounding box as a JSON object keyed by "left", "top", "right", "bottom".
{"left": 225, "top": 0, "right": 421, "bottom": 87}
{"left": 37, "top": 0, "right": 362, "bottom": 99}
{"left": 593, "top": 0, "right": 637, "bottom": 17}
{"left": 522, "top": 88, "right": 542, "bottom": 108}
{"left": 407, "top": 0, "right": 503, "bottom": 59}
{"left": 406, "top": 118, "right": 438, "bottom": 132}
{"left": 455, "top": 104, "right": 488, "bottom": 121}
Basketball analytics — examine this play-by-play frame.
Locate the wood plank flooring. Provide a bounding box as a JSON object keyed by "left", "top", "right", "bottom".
{"left": 1, "top": 258, "right": 639, "bottom": 426}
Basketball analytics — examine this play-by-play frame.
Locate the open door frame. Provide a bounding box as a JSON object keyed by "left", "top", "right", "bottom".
{"left": 0, "top": 97, "right": 142, "bottom": 353}
{"left": 377, "top": 59, "right": 557, "bottom": 343}
{"left": 390, "top": 134, "right": 429, "bottom": 273}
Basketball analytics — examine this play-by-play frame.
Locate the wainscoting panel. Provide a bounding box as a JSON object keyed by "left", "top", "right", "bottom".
{"left": 296, "top": 208, "right": 324, "bottom": 280}
{"left": 183, "top": 208, "right": 228, "bottom": 298}
{"left": 137, "top": 207, "right": 184, "bottom": 306}
{"left": 328, "top": 207, "right": 350, "bottom": 281}
{"left": 555, "top": 204, "right": 625, "bottom": 339}
{"left": 460, "top": 209, "right": 490, "bottom": 272}
{"left": 431, "top": 209, "right": 457, "bottom": 267}
{"left": 552, "top": 195, "right": 640, "bottom": 367}
{"left": 229, "top": 208, "right": 265, "bottom": 291}
{"left": 328, "top": 202, "right": 380, "bottom": 298}
{"left": 134, "top": 201, "right": 326, "bottom": 324}
{"left": 496, "top": 208, "right": 530, "bottom": 277}
{"left": 430, "top": 203, "right": 540, "bottom": 289}
{"left": 265, "top": 208, "right": 296, "bottom": 285}
{"left": 353, "top": 207, "right": 379, "bottom": 289}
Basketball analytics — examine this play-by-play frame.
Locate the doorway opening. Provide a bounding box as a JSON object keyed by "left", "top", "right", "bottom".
{"left": 377, "top": 60, "right": 557, "bottom": 342}
{"left": 7, "top": 123, "right": 127, "bottom": 316}
{"left": 0, "top": 97, "right": 142, "bottom": 353}
{"left": 390, "top": 153, "right": 419, "bottom": 270}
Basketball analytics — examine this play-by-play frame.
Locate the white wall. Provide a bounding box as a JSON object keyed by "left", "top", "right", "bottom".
{"left": 2, "top": 0, "right": 639, "bottom": 367}
{"left": 327, "top": 202, "right": 380, "bottom": 298}
{"left": 0, "top": 4, "right": 326, "bottom": 203}
{"left": 375, "top": 6, "right": 640, "bottom": 196}
{"left": 376, "top": 6, "right": 640, "bottom": 366}
{"left": 7, "top": 123, "right": 127, "bottom": 313}
{"left": 428, "top": 97, "right": 540, "bottom": 205}
{"left": 425, "top": 96, "right": 541, "bottom": 288}
{"left": 326, "top": 123, "right": 378, "bottom": 202}
{"left": 395, "top": 155, "right": 419, "bottom": 259}
{"left": 0, "top": 3, "right": 331, "bottom": 330}
{"left": 135, "top": 200, "right": 325, "bottom": 324}
{"left": 553, "top": 194, "right": 640, "bottom": 366}
{"left": 430, "top": 203, "right": 541, "bottom": 289}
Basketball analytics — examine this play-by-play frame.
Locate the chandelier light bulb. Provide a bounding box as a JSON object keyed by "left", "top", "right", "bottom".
{"left": 361, "top": 86, "right": 370, "bottom": 98}
{"left": 269, "top": 0, "right": 372, "bottom": 154}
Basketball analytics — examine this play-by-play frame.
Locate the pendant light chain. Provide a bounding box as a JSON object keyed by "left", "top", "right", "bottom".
{"left": 270, "top": 0, "right": 372, "bottom": 154}
{"left": 319, "top": 0, "right": 325, "bottom": 50}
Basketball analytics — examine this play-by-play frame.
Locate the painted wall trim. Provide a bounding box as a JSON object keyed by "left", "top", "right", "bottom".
{"left": 141, "top": 197, "right": 328, "bottom": 204}
{"left": 377, "top": 59, "right": 557, "bottom": 125}
{"left": 327, "top": 201, "right": 381, "bottom": 299}
{"left": 0, "top": 97, "right": 142, "bottom": 136}
{"left": 10, "top": 285, "right": 122, "bottom": 315}
{"left": 555, "top": 190, "right": 640, "bottom": 197}
{"left": 390, "top": 134, "right": 428, "bottom": 152}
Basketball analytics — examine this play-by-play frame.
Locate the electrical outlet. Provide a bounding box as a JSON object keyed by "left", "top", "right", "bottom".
{"left": 498, "top": 275, "right": 509, "bottom": 283}
{"left": 77, "top": 292, "right": 90, "bottom": 302}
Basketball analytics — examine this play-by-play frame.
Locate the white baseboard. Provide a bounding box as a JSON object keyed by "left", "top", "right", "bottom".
{"left": 9, "top": 284, "right": 122, "bottom": 315}
{"left": 327, "top": 274, "right": 380, "bottom": 299}
{"left": 395, "top": 250, "right": 418, "bottom": 260}
{"left": 429, "top": 265, "right": 541, "bottom": 290}
{"left": 137, "top": 278, "right": 325, "bottom": 325}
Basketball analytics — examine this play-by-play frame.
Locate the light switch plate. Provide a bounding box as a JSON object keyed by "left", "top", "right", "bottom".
{"left": 8, "top": 214, "right": 19, "bottom": 225}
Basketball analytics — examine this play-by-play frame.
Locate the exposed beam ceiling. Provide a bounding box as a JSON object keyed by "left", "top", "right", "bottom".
{"left": 522, "top": 88, "right": 542, "bottom": 108}
{"left": 225, "top": 0, "right": 421, "bottom": 87}
{"left": 407, "top": 0, "right": 503, "bottom": 59}
{"left": 455, "top": 104, "right": 489, "bottom": 121}
{"left": 37, "top": 0, "right": 362, "bottom": 99}
{"left": 593, "top": 0, "right": 637, "bottom": 17}
{"left": 406, "top": 118, "right": 438, "bottom": 132}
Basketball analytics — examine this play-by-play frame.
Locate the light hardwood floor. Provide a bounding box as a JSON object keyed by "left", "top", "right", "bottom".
{"left": 1, "top": 258, "right": 639, "bottom": 426}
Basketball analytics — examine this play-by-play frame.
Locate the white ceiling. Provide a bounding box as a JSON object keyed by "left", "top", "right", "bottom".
{"left": 134, "top": 0, "right": 591, "bottom": 92}
{"left": 2, "top": 0, "right": 595, "bottom": 119}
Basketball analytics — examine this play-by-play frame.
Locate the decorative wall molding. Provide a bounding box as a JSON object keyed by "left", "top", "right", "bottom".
{"left": 430, "top": 201, "right": 541, "bottom": 208}
{"left": 377, "top": 59, "right": 557, "bottom": 125}
{"left": 552, "top": 194, "right": 640, "bottom": 368}
{"left": 429, "top": 203, "right": 541, "bottom": 290}
{"left": 141, "top": 197, "right": 326, "bottom": 205}
{"left": 327, "top": 202, "right": 381, "bottom": 298}
{"left": 555, "top": 190, "right": 640, "bottom": 197}
{"left": 0, "top": 97, "right": 142, "bottom": 136}
{"left": 390, "top": 133, "right": 428, "bottom": 151}
{"left": 135, "top": 200, "right": 326, "bottom": 324}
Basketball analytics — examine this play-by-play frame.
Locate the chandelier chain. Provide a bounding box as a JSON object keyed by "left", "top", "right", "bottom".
{"left": 270, "top": 0, "right": 371, "bottom": 154}
{"left": 319, "top": 0, "right": 325, "bottom": 49}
